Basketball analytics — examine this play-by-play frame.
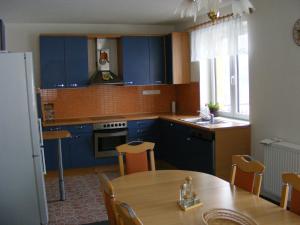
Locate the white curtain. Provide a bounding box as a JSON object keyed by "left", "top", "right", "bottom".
{"left": 191, "top": 17, "right": 248, "bottom": 61}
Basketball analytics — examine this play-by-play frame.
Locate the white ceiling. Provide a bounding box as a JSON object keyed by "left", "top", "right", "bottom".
{"left": 0, "top": 0, "right": 191, "bottom": 25}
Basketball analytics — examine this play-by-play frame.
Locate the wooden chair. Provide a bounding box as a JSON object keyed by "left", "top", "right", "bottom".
{"left": 230, "top": 155, "right": 265, "bottom": 196}
{"left": 280, "top": 173, "right": 300, "bottom": 215}
{"left": 116, "top": 141, "right": 155, "bottom": 176}
{"left": 114, "top": 200, "right": 143, "bottom": 225}
{"left": 98, "top": 173, "right": 117, "bottom": 225}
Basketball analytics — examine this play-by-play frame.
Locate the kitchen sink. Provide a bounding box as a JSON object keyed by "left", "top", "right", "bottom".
{"left": 196, "top": 119, "right": 225, "bottom": 125}
{"left": 180, "top": 117, "right": 226, "bottom": 125}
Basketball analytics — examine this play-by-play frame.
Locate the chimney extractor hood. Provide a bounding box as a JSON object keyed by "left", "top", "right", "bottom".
{"left": 89, "top": 38, "right": 122, "bottom": 85}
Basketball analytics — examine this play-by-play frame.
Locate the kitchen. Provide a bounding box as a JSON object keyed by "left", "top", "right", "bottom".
{"left": 1, "top": 0, "right": 300, "bottom": 225}
{"left": 39, "top": 32, "right": 250, "bottom": 177}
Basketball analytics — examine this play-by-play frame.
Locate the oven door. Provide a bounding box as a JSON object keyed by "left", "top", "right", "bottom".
{"left": 94, "top": 129, "right": 127, "bottom": 158}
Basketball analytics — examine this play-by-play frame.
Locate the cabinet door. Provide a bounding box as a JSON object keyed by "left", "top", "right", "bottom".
{"left": 170, "top": 123, "right": 190, "bottom": 168}
{"left": 164, "top": 33, "right": 190, "bottom": 84}
{"left": 159, "top": 121, "right": 180, "bottom": 164}
{"left": 44, "top": 139, "right": 71, "bottom": 170}
{"left": 43, "top": 140, "right": 58, "bottom": 170}
{"left": 149, "top": 37, "right": 165, "bottom": 84}
{"left": 128, "top": 119, "right": 158, "bottom": 140}
{"left": 69, "top": 133, "right": 94, "bottom": 168}
{"left": 65, "top": 37, "right": 88, "bottom": 87}
{"left": 40, "top": 36, "right": 66, "bottom": 89}
{"left": 121, "top": 37, "right": 150, "bottom": 85}
{"left": 165, "top": 34, "right": 173, "bottom": 84}
{"left": 184, "top": 137, "right": 214, "bottom": 174}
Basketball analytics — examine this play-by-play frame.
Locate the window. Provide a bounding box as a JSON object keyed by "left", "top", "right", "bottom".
{"left": 191, "top": 18, "right": 249, "bottom": 120}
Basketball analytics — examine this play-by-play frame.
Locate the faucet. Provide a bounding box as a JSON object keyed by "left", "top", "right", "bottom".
{"left": 197, "top": 110, "right": 214, "bottom": 123}
{"left": 210, "top": 113, "right": 214, "bottom": 123}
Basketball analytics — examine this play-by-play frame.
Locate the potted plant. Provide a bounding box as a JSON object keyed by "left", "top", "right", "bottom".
{"left": 207, "top": 102, "right": 220, "bottom": 116}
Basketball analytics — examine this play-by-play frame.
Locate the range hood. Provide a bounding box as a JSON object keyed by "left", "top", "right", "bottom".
{"left": 89, "top": 38, "right": 123, "bottom": 85}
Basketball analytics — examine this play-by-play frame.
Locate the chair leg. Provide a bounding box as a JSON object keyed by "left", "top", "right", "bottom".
{"left": 230, "top": 165, "right": 236, "bottom": 185}
{"left": 149, "top": 150, "right": 156, "bottom": 171}
{"left": 280, "top": 184, "right": 289, "bottom": 209}
{"left": 253, "top": 174, "right": 262, "bottom": 196}
{"left": 118, "top": 153, "right": 125, "bottom": 176}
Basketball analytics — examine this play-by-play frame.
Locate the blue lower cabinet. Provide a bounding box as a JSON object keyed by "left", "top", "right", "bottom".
{"left": 159, "top": 119, "right": 215, "bottom": 174}
{"left": 69, "top": 133, "right": 94, "bottom": 168}
{"left": 128, "top": 119, "right": 159, "bottom": 142}
{"left": 127, "top": 119, "right": 160, "bottom": 159}
{"left": 66, "top": 124, "right": 92, "bottom": 134}
{"left": 183, "top": 136, "right": 214, "bottom": 174}
{"left": 44, "top": 124, "right": 93, "bottom": 170}
{"left": 44, "top": 138, "right": 71, "bottom": 170}
{"left": 44, "top": 140, "right": 58, "bottom": 170}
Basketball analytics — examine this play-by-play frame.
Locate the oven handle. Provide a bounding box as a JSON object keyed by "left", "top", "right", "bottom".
{"left": 94, "top": 130, "right": 128, "bottom": 138}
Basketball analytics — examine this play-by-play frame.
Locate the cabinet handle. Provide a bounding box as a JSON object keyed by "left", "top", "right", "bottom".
{"left": 186, "top": 137, "right": 191, "bottom": 141}
{"left": 170, "top": 123, "right": 174, "bottom": 127}
{"left": 69, "top": 83, "right": 78, "bottom": 87}
{"left": 41, "top": 147, "right": 47, "bottom": 175}
{"left": 73, "top": 135, "right": 80, "bottom": 139}
{"left": 155, "top": 81, "right": 162, "bottom": 84}
{"left": 49, "top": 127, "right": 61, "bottom": 131}
{"left": 38, "top": 118, "right": 44, "bottom": 146}
{"left": 125, "top": 81, "right": 134, "bottom": 85}
{"left": 56, "top": 84, "right": 65, "bottom": 88}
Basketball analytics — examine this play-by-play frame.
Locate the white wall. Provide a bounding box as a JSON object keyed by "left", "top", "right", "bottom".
{"left": 5, "top": 23, "right": 174, "bottom": 86}
{"left": 248, "top": 0, "right": 300, "bottom": 160}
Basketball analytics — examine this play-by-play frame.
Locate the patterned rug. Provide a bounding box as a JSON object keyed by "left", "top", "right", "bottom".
{"left": 46, "top": 171, "right": 118, "bottom": 225}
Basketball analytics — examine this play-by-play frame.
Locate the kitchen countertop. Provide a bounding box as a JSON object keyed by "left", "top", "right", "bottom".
{"left": 160, "top": 114, "right": 250, "bottom": 131}
{"left": 43, "top": 113, "right": 250, "bottom": 131}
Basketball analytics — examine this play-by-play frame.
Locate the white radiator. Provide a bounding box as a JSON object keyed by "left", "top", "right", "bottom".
{"left": 261, "top": 139, "right": 300, "bottom": 201}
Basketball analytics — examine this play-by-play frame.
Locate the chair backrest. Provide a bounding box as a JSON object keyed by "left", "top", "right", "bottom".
{"left": 116, "top": 141, "right": 155, "bottom": 176}
{"left": 280, "top": 173, "right": 300, "bottom": 215}
{"left": 114, "top": 200, "right": 143, "bottom": 225}
{"left": 230, "top": 155, "right": 265, "bottom": 196}
{"left": 98, "top": 173, "right": 117, "bottom": 225}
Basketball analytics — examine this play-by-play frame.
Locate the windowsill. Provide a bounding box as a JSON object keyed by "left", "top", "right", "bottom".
{"left": 216, "top": 115, "right": 249, "bottom": 123}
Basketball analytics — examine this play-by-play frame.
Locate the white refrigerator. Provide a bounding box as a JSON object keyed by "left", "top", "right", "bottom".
{"left": 0, "top": 52, "right": 48, "bottom": 225}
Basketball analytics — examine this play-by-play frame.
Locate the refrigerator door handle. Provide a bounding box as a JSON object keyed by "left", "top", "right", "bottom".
{"left": 38, "top": 118, "right": 44, "bottom": 146}
{"left": 40, "top": 147, "right": 47, "bottom": 175}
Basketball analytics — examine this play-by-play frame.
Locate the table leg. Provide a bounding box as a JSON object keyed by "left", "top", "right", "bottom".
{"left": 57, "top": 138, "right": 65, "bottom": 201}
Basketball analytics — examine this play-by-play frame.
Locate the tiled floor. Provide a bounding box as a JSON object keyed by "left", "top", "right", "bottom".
{"left": 45, "top": 168, "right": 118, "bottom": 225}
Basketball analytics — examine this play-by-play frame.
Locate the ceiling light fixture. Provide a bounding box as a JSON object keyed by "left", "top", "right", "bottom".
{"left": 175, "top": 0, "right": 255, "bottom": 22}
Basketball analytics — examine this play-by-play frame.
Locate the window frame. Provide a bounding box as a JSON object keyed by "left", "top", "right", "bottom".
{"left": 210, "top": 55, "right": 249, "bottom": 121}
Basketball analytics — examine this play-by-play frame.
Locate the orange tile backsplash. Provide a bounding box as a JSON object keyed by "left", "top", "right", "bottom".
{"left": 40, "top": 83, "right": 199, "bottom": 120}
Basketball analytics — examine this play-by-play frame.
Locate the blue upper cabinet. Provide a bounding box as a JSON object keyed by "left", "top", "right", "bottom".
{"left": 121, "top": 36, "right": 165, "bottom": 85}
{"left": 40, "top": 36, "right": 88, "bottom": 89}
{"left": 149, "top": 37, "right": 165, "bottom": 84}
{"left": 65, "top": 37, "right": 88, "bottom": 87}
{"left": 121, "top": 36, "right": 150, "bottom": 85}
{"left": 40, "top": 36, "right": 65, "bottom": 89}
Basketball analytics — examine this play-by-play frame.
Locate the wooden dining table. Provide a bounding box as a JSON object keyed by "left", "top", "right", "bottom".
{"left": 111, "top": 170, "right": 300, "bottom": 225}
